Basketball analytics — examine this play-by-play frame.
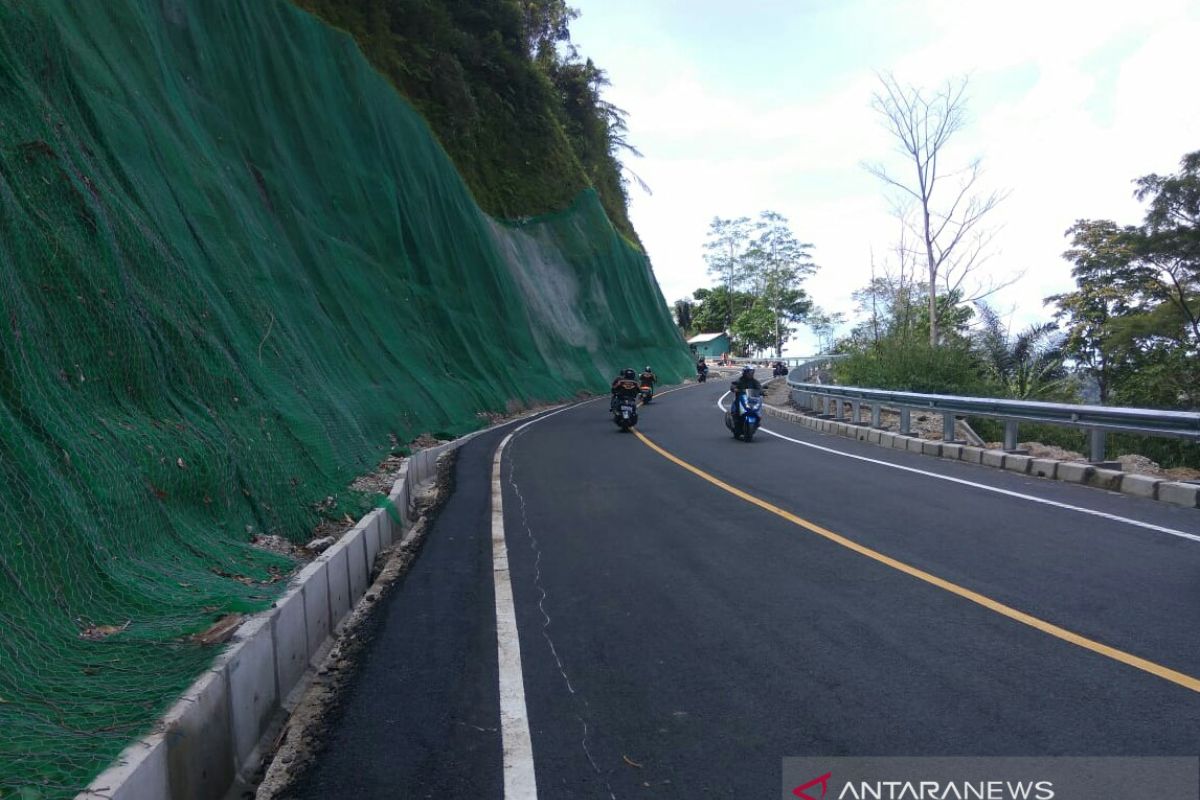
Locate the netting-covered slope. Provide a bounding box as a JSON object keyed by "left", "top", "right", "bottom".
{"left": 0, "top": 0, "right": 690, "bottom": 793}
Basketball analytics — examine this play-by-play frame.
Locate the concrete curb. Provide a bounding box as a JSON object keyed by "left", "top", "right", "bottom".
{"left": 763, "top": 403, "right": 1200, "bottom": 510}
{"left": 78, "top": 432, "right": 481, "bottom": 800}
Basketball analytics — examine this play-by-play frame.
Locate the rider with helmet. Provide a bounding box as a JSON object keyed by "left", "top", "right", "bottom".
{"left": 611, "top": 368, "right": 640, "bottom": 412}
{"left": 730, "top": 364, "right": 762, "bottom": 421}
{"left": 639, "top": 365, "right": 657, "bottom": 390}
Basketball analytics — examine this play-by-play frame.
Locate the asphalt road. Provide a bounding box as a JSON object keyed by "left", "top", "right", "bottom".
{"left": 291, "top": 377, "right": 1200, "bottom": 799}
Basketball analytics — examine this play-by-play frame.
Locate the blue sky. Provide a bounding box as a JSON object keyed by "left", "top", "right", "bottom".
{"left": 570, "top": 0, "right": 1200, "bottom": 353}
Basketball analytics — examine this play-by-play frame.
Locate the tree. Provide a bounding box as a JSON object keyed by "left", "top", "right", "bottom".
{"left": 865, "top": 73, "right": 1006, "bottom": 347}
{"left": 703, "top": 216, "right": 754, "bottom": 330}
{"left": 672, "top": 298, "right": 694, "bottom": 334}
{"left": 1132, "top": 151, "right": 1200, "bottom": 352}
{"left": 750, "top": 211, "right": 816, "bottom": 356}
{"left": 973, "top": 305, "right": 1070, "bottom": 400}
{"left": 1046, "top": 220, "right": 1141, "bottom": 403}
{"left": 808, "top": 310, "right": 845, "bottom": 353}
{"left": 690, "top": 286, "right": 754, "bottom": 335}
{"left": 519, "top": 0, "right": 578, "bottom": 60}
{"left": 732, "top": 304, "right": 776, "bottom": 355}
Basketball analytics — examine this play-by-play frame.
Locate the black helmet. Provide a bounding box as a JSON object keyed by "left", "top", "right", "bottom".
{"left": 622, "top": 368, "right": 635, "bottom": 379}
{"left": 741, "top": 364, "right": 755, "bottom": 374}
{"left": 644, "top": 366, "right": 652, "bottom": 372}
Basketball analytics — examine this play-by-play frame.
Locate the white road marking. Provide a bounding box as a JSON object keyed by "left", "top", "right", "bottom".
{"left": 715, "top": 392, "right": 1200, "bottom": 543}
{"left": 490, "top": 402, "right": 584, "bottom": 799}
{"left": 487, "top": 379, "right": 702, "bottom": 797}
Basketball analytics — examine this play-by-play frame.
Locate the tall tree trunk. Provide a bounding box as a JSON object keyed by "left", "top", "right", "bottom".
{"left": 924, "top": 207, "right": 938, "bottom": 347}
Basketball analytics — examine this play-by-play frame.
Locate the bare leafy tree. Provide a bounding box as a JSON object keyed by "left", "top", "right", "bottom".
{"left": 703, "top": 216, "right": 754, "bottom": 329}
{"left": 864, "top": 72, "right": 1008, "bottom": 347}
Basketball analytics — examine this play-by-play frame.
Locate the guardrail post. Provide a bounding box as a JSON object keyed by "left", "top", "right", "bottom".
{"left": 899, "top": 407, "right": 913, "bottom": 436}
{"left": 942, "top": 413, "right": 963, "bottom": 443}
{"left": 1089, "top": 429, "right": 1107, "bottom": 463}
{"left": 870, "top": 403, "right": 882, "bottom": 429}
{"left": 850, "top": 400, "right": 861, "bottom": 425}
{"left": 1003, "top": 420, "right": 1019, "bottom": 452}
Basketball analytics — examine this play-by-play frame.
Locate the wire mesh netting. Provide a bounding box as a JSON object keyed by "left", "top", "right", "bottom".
{"left": 0, "top": 0, "right": 690, "bottom": 794}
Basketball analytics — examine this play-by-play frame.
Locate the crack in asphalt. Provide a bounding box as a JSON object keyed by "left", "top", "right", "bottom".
{"left": 508, "top": 434, "right": 617, "bottom": 800}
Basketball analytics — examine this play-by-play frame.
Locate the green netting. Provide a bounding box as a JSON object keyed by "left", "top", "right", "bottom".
{"left": 0, "top": 0, "right": 690, "bottom": 794}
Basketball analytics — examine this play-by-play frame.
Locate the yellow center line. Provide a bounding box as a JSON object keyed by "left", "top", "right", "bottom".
{"left": 633, "top": 429, "right": 1200, "bottom": 695}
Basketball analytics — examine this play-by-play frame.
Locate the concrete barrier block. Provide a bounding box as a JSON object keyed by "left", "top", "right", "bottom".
{"left": 1003, "top": 454, "right": 1032, "bottom": 474}
{"left": 364, "top": 513, "right": 383, "bottom": 571}
{"left": 957, "top": 446, "right": 983, "bottom": 464}
{"left": 325, "top": 545, "right": 351, "bottom": 629}
{"left": 227, "top": 616, "right": 279, "bottom": 766}
{"left": 891, "top": 435, "right": 910, "bottom": 450}
{"left": 878, "top": 432, "right": 895, "bottom": 448}
{"left": 981, "top": 449, "right": 1007, "bottom": 469}
{"left": 940, "top": 443, "right": 963, "bottom": 460}
{"left": 1159, "top": 481, "right": 1200, "bottom": 508}
{"left": 920, "top": 440, "right": 942, "bottom": 456}
{"left": 346, "top": 529, "right": 369, "bottom": 601}
{"left": 299, "top": 561, "right": 330, "bottom": 661}
{"left": 1029, "top": 458, "right": 1058, "bottom": 479}
{"left": 854, "top": 426, "right": 869, "bottom": 441}
{"left": 81, "top": 735, "right": 169, "bottom": 800}
{"left": 906, "top": 437, "right": 925, "bottom": 453}
{"left": 868, "top": 430, "right": 883, "bottom": 444}
{"left": 271, "top": 586, "right": 308, "bottom": 702}
{"left": 1057, "top": 462, "right": 1093, "bottom": 484}
{"left": 1086, "top": 467, "right": 1124, "bottom": 492}
{"left": 387, "top": 462, "right": 410, "bottom": 505}
{"left": 163, "top": 668, "right": 233, "bottom": 800}
{"left": 1120, "top": 473, "right": 1160, "bottom": 499}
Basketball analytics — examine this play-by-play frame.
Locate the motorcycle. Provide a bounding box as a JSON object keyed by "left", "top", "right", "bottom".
{"left": 725, "top": 387, "right": 763, "bottom": 441}
{"left": 772, "top": 362, "right": 789, "bottom": 378}
{"left": 697, "top": 366, "right": 708, "bottom": 383}
{"left": 613, "top": 395, "right": 639, "bottom": 430}
{"left": 640, "top": 383, "right": 654, "bottom": 403}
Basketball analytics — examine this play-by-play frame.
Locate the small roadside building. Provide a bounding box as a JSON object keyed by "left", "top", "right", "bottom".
{"left": 687, "top": 332, "right": 730, "bottom": 359}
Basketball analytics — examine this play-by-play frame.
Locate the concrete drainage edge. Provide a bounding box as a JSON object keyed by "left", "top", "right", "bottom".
{"left": 76, "top": 409, "right": 537, "bottom": 800}
{"left": 763, "top": 404, "right": 1200, "bottom": 510}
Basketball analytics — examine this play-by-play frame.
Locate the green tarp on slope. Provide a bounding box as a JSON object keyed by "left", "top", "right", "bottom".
{"left": 0, "top": 0, "right": 690, "bottom": 793}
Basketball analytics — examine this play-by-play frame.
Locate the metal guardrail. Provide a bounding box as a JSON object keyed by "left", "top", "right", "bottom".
{"left": 786, "top": 380, "right": 1200, "bottom": 463}
{"left": 725, "top": 354, "right": 847, "bottom": 374}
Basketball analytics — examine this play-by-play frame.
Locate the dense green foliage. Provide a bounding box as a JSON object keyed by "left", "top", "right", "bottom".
{"left": 1047, "top": 151, "right": 1200, "bottom": 409}
{"left": 292, "top": 0, "right": 640, "bottom": 241}
{"left": 834, "top": 337, "right": 989, "bottom": 395}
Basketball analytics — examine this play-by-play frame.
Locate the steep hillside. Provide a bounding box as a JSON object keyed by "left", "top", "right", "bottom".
{"left": 293, "top": 0, "right": 640, "bottom": 243}
{"left": 0, "top": 0, "right": 688, "bottom": 793}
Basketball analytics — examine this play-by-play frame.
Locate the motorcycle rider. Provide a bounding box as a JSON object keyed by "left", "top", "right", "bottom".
{"left": 639, "top": 365, "right": 657, "bottom": 391}
{"left": 611, "top": 368, "right": 640, "bottom": 412}
{"left": 729, "top": 364, "right": 762, "bottom": 422}
{"left": 696, "top": 356, "right": 708, "bottom": 375}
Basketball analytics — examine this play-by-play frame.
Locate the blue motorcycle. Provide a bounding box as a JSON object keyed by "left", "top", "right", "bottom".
{"left": 725, "top": 388, "right": 763, "bottom": 441}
